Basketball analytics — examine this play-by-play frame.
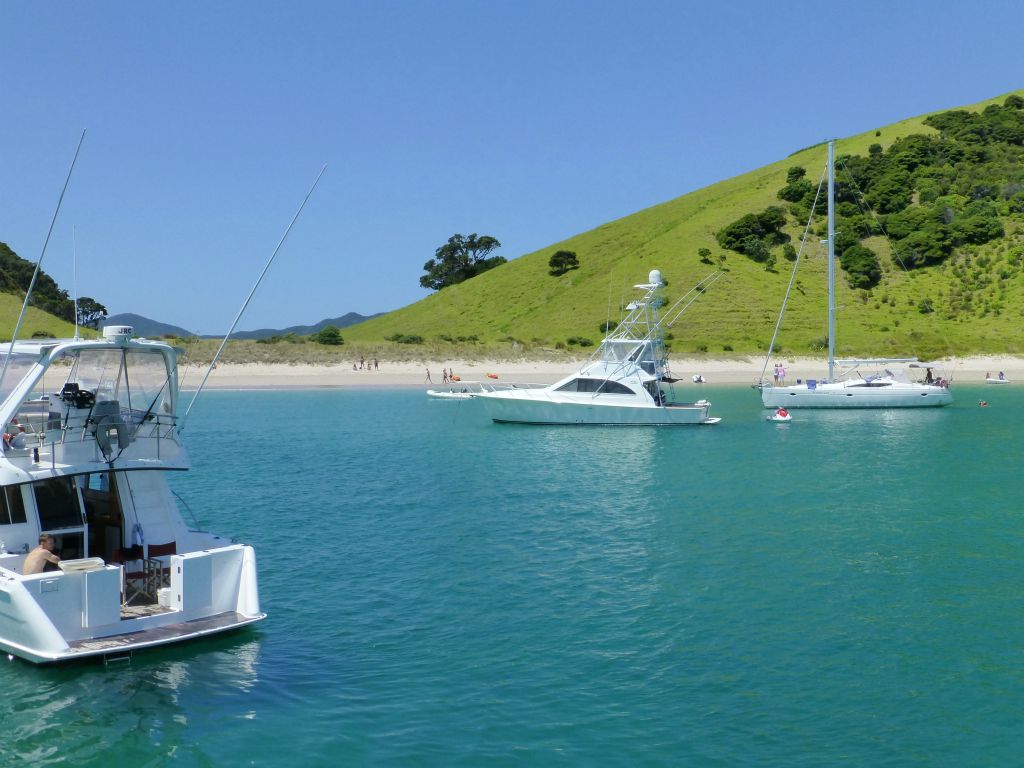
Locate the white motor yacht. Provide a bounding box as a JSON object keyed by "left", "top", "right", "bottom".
{"left": 0, "top": 325, "right": 263, "bottom": 663}
{"left": 475, "top": 270, "right": 722, "bottom": 426}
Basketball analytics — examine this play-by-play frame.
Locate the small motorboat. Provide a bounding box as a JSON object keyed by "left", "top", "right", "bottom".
{"left": 985, "top": 375, "right": 1010, "bottom": 385}
{"left": 692, "top": 374, "right": 705, "bottom": 383}
{"left": 767, "top": 407, "right": 792, "bottom": 423}
{"left": 426, "top": 388, "right": 476, "bottom": 400}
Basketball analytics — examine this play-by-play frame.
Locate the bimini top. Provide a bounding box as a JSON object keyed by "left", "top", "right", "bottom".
{"left": 0, "top": 326, "right": 185, "bottom": 484}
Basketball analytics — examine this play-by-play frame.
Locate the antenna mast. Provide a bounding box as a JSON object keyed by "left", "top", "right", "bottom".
{"left": 73, "top": 224, "right": 80, "bottom": 340}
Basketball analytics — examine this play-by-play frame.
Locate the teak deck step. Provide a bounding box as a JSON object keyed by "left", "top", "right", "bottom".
{"left": 66, "top": 611, "right": 256, "bottom": 656}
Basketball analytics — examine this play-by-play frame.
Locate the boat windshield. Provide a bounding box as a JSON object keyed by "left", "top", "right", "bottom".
{"left": 0, "top": 353, "right": 39, "bottom": 405}
{"left": 35, "top": 347, "right": 174, "bottom": 419}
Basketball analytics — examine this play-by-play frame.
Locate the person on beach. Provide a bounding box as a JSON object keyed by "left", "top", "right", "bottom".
{"left": 442, "top": 368, "right": 449, "bottom": 384}
{"left": 373, "top": 359, "right": 379, "bottom": 370}
{"left": 773, "top": 363, "right": 780, "bottom": 385}
{"left": 779, "top": 363, "right": 786, "bottom": 386}
{"left": 23, "top": 534, "right": 60, "bottom": 575}
{"left": 425, "top": 368, "right": 432, "bottom": 384}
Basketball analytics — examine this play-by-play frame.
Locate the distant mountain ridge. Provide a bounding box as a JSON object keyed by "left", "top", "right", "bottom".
{"left": 104, "top": 312, "right": 381, "bottom": 340}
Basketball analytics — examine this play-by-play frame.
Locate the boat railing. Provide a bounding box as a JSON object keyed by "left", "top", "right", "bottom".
{"left": 3, "top": 410, "right": 183, "bottom": 468}
{"left": 172, "top": 490, "right": 205, "bottom": 531}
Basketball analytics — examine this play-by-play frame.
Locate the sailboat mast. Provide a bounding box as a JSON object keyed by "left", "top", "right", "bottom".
{"left": 827, "top": 139, "right": 836, "bottom": 383}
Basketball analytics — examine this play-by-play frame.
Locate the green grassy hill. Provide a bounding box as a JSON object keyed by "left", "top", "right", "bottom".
{"left": 341, "top": 88, "right": 1024, "bottom": 361}
{"left": 0, "top": 292, "right": 84, "bottom": 341}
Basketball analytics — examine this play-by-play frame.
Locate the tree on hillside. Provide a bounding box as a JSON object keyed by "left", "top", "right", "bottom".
{"left": 548, "top": 250, "right": 579, "bottom": 276}
{"left": 419, "top": 233, "right": 505, "bottom": 291}
{"left": 0, "top": 241, "right": 77, "bottom": 322}
{"left": 76, "top": 297, "right": 107, "bottom": 329}
{"left": 313, "top": 326, "right": 344, "bottom": 345}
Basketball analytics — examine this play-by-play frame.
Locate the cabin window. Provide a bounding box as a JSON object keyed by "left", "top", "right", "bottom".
{"left": 556, "top": 378, "right": 633, "bottom": 395}
{"left": 33, "top": 477, "right": 84, "bottom": 530}
{"left": 0, "top": 487, "right": 26, "bottom": 526}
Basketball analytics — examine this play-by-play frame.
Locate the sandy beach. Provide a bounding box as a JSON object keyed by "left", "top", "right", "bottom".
{"left": 186, "top": 356, "right": 1024, "bottom": 390}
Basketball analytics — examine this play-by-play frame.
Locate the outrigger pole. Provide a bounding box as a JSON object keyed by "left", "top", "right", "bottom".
{"left": 0, "top": 129, "right": 86, "bottom": 397}
{"left": 179, "top": 164, "right": 327, "bottom": 431}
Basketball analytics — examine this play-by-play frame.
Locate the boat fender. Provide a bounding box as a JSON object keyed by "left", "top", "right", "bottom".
{"left": 777, "top": 408, "right": 788, "bottom": 418}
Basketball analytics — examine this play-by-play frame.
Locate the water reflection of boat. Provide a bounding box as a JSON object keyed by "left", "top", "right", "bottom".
{"left": 475, "top": 270, "right": 722, "bottom": 426}
{"left": 0, "top": 326, "right": 264, "bottom": 664}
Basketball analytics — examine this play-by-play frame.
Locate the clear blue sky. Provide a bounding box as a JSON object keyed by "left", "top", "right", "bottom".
{"left": 1, "top": 0, "right": 1022, "bottom": 334}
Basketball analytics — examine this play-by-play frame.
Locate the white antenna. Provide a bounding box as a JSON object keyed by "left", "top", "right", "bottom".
{"left": 180, "top": 164, "right": 327, "bottom": 431}
{"left": 73, "top": 224, "right": 80, "bottom": 340}
{"left": 0, "top": 129, "right": 86, "bottom": 396}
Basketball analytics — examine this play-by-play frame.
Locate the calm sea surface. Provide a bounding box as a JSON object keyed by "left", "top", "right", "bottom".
{"left": 1, "top": 386, "right": 1023, "bottom": 766}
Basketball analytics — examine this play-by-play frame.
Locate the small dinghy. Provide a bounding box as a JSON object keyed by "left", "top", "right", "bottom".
{"left": 767, "top": 407, "right": 792, "bottom": 423}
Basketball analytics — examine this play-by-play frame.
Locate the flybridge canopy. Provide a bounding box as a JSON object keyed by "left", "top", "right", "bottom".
{"left": 0, "top": 330, "right": 179, "bottom": 426}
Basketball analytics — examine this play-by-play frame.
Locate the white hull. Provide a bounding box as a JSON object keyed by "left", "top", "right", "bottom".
{"left": 477, "top": 392, "right": 718, "bottom": 425}
{"left": 426, "top": 389, "right": 475, "bottom": 399}
{"left": 0, "top": 543, "right": 263, "bottom": 663}
{"left": 762, "top": 382, "right": 952, "bottom": 408}
{"left": 986, "top": 378, "right": 1010, "bottom": 385}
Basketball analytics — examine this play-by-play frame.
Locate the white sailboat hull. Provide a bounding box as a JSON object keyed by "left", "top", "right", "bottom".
{"left": 762, "top": 382, "right": 952, "bottom": 408}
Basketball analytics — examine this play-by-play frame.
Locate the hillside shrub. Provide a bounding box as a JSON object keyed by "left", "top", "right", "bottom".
{"left": 257, "top": 332, "right": 302, "bottom": 345}
{"left": 838, "top": 245, "right": 882, "bottom": 289}
{"left": 566, "top": 336, "right": 594, "bottom": 347}
{"left": 314, "top": 326, "right": 344, "bottom": 345}
{"left": 388, "top": 333, "right": 424, "bottom": 344}
{"left": 715, "top": 206, "right": 789, "bottom": 262}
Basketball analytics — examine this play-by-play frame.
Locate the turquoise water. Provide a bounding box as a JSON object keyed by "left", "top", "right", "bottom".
{"left": 1, "top": 386, "right": 1023, "bottom": 766}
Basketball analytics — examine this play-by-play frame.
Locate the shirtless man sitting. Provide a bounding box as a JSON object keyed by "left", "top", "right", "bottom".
{"left": 23, "top": 534, "right": 60, "bottom": 575}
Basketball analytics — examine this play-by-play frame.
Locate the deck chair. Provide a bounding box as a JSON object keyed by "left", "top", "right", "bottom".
{"left": 112, "top": 546, "right": 149, "bottom": 605}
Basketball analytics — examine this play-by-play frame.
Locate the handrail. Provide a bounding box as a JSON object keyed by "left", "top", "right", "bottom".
{"left": 172, "top": 490, "right": 204, "bottom": 531}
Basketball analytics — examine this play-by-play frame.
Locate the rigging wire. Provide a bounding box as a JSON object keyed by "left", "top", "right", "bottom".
{"left": 759, "top": 161, "right": 828, "bottom": 386}
{"left": 0, "top": 129, "right": 86, "bottom": 397}
{"left": 180, "top": 164, "right": 327, "bottom": 431}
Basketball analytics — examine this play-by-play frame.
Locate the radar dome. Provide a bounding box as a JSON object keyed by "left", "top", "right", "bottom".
{"left": 648, "top": 269, "right": 663, "bottom": 286}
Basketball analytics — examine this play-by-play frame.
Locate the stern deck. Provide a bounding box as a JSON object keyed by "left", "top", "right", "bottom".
{"left": 63, "top": 611, "right": 263, "bottom": 659}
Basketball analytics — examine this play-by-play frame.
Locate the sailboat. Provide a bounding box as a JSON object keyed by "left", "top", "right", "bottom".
{"left": 760, "top": 140, "right": 953, "bottom": 409}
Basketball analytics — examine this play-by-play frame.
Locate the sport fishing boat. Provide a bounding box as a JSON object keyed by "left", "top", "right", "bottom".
{"left": 0, "top": 325, "right": 263, "bottom": 663}
{"left": 759, "top": 139, "right": 952, "bottom": 409}
{"left": 474, "top": 270, "right": 722, "bottom": 426}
